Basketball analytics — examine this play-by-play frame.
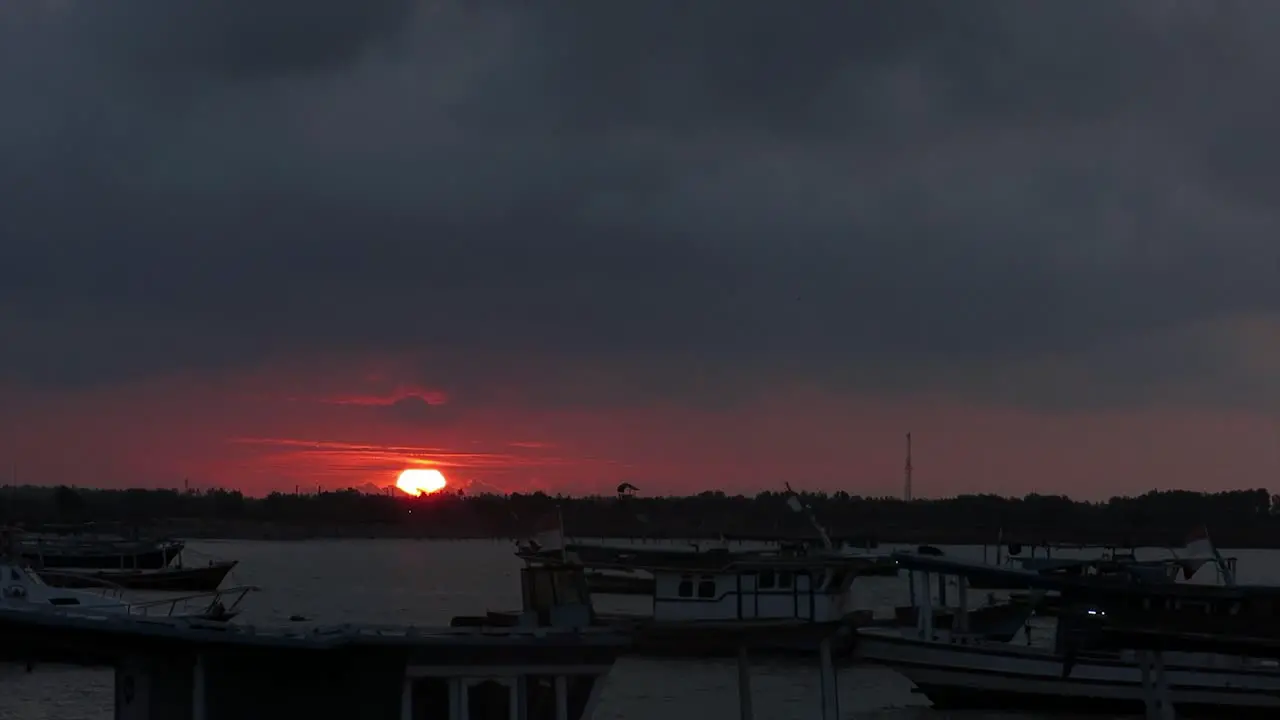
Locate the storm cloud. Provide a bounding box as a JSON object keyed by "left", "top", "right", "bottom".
{"left": 2, "top": 1, "right": 1278, "bottom": 411}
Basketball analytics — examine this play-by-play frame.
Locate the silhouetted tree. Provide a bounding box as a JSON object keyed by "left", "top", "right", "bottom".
{"left": 0, "top": 483, "right": 1273, "bottom": 546}
{"left": 52, "top": 485, "right": 85, "bottom": 522}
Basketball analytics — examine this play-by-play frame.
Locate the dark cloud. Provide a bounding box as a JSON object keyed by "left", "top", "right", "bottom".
{"left": 2, "top": 1, "right": 1279, "bottom": 411}
{"left": 377, "top": 396, "right": 459, "bottom": 426}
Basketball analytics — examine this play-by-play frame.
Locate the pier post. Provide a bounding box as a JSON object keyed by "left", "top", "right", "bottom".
{"left": 1151, "top": 651, "right": 1175, "bottom": 720}
{"left": 115, "top": 653, "right": 194, "bottom": 720}
{"left": 192, "top": 654, "right": 206, "bottom": 720}
{"left": 818, "top": 637, "right": 838, "bottom": 720}
{"left": 736, "top": 645, "right": 754, "bottom": 720}
{"left": 555, "top": 676, "right": 569, "bottom": 720}
{"left": 917, "top": 572, "right": 934, "bottom": 639}
{"left": 1137, "top": 651, "right": 1156, "bottom": 720}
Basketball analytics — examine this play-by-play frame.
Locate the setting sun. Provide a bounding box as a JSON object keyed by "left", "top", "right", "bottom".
{"left": 396, "top": 468, "right": 447, "bottom": 496}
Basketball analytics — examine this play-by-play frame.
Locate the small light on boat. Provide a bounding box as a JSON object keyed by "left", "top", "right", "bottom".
{"left": 1086, "top": 609, "right": 1106, "bottom": 616}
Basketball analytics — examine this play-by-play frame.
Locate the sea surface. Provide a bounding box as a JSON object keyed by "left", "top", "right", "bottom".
{"left": 2, "top": 539, "right": 1278, "bottom": 720}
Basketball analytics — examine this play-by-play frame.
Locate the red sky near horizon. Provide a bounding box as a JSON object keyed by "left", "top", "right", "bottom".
{"left": 2, "top": 350, "right": 1278, "bottom": 500}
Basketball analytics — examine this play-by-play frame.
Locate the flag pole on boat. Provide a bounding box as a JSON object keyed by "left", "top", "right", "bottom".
{"left": 784, "top": 483, "right": 833, "bottom": 550}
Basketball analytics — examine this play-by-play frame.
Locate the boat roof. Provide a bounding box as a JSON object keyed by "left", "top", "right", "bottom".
{"left": 891, "top": 552, "right": 1280, "bottom": 599}
{"left": 0, "top": 604, "right": 630, "bottom": 650}
{"left": 1088, "top": 626, "right": 1280, "bottom": 659}
{"left": 535, "top": 550, "right": 898, "bottom": 575}
{"left": 1020, "top": 557, "right": 1187, "bottom": 570}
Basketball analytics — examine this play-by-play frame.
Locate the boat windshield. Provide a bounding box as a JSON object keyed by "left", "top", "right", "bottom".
{"left": 0, "top": 565, "right": 43, "bottom": 586}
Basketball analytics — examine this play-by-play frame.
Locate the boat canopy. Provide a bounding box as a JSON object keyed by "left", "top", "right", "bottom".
{"left": 891, "top": 551, "right": 1280, "bottom": 601}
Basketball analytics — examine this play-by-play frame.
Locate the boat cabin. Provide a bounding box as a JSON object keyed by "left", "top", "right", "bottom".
{"left": 641, "top": 556, "right": 890, "bottom": 623}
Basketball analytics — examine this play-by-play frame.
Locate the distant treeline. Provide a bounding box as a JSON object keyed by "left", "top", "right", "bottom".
{"left": 2, "top": 484, "right": 1279, "bottom": 548}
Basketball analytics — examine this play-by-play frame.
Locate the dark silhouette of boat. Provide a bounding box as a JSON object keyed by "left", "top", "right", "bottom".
{"left": 37, "top": 560, "right": 237, "bottom": 592}
{"left": 16, "top": 523, "right": 237, "bottom": 591}
{"left": 19, "top": 523, "right": 184, "bottom": 570}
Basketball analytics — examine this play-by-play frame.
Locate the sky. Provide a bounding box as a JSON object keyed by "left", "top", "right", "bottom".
{"left": 2, "top": 2, "right": 1279, "bottom": 499}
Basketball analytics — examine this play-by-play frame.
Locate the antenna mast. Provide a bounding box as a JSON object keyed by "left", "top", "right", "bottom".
{"left": 904, "top": 432, "right": 913, "bottom": 502}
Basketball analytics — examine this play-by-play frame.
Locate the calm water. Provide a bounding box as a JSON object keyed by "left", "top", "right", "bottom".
{"left": 4, "top": 540, "right": 1279, "bottom": 720}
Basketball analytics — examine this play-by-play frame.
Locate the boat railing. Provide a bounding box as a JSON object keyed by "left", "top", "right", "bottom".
{"left": 124, "top": 584, "right": 259, "bottom": 618}
{"left": 20, "top": 537, "right": 181, "bottom": 552}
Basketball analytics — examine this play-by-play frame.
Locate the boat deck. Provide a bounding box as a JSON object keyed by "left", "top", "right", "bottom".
{"left": 0, "top": 603, "right": 626, "bottom": 649}
{"left": 0, "top": 604, "right": 629, "bottom": 720}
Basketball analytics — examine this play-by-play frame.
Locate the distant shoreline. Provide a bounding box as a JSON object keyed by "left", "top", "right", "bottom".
{"left": 12, "top": 484, "right": 1278, "bottom": 549}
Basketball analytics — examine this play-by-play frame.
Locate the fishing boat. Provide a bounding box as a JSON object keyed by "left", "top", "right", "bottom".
{"left": 503, "top": 496, "right": 909, "bottom": 655}
{"left": 19, "top": 523, "right": 184, "bottom": 570}
{"left": 516, "top": 483, "right": 900, "bottom": 599}
{"left": 18, "top": 523, "right": 237, "bottom": 591}
{"left": 856, "top": 538, "right": 1280, "bottom": 717}
{"left": 37, "top": 560, "right": 238, "bottom": 592}
{"left": 469, "top": 545, "right": 897, "bottom": 658}
{"left": 973, "top": 528, "right": 1238, "bottom": 591}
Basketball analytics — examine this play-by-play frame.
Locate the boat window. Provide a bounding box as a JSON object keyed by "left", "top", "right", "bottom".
{"left": 409, "top": 677, "right": 449, "bottom": 720}
{"left": 534, "top": 676, "right": 593, "bottom": 720}
{"left": 677, "top": 575, "right": 694, "bottom": 597}
{"left": 528, "top": 570, "right": 557, "bottom": 610}
{"left": 523, "top": 677, "right": 555, "bottom": 720}
{"left": 467, "top": 679, "right": 512, "bottom": 720}
{"left": 551, "top": 570, "right": 586, "bottom": 604}
{"left": 759, "top": 571, "right": 776, "bottom": 589}
{"left": 8, "top": 569, "right": 18, "bottom": 581}
{"left": 697, "top": 576, "right": 716, "bottom": 599}
{"left": 778, "top": 572, "right": 793, "bottom": 589}
{"left": 48, "top": 597, "right": 79, "bottom": 605}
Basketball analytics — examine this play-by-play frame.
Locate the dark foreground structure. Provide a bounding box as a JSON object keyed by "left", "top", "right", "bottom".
{"left": 0, "top": 604, "right": 627, "bottom": 720}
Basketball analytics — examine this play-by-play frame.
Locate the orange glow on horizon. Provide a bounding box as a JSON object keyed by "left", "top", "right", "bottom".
{"left": 396, "top": 468, "right": 448, "bottom": 496}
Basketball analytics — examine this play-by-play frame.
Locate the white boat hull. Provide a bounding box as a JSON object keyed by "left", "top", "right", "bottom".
{"left": 856, "top": 630, "right": 1280, "bottom": 716}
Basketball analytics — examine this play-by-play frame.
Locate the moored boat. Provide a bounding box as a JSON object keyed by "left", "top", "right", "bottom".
{"left": 973, "top": 527, "right": 1238, "bottom": 591}
{"left": 858, "top": 540, "right": 1280, "bottom": 717}
{"left": 19, "top": 523, "right": 184, "bottom": 570}
{"left": 18, "top": 523, "right": 239, "bottom": 591}
{"left": 494, "top": 536, "right": 901, "bottom": 657}
{"left": 0, "top": 529, "right": 254, "bottom": 621}
{"left": 37, "top": 559, "right": 238, "bottom": 592}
